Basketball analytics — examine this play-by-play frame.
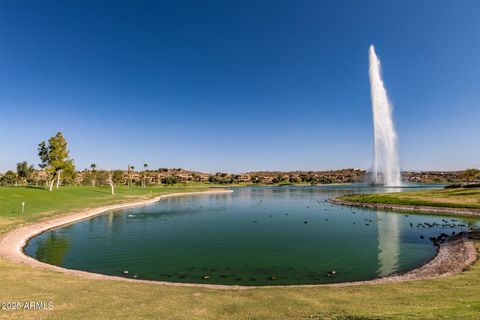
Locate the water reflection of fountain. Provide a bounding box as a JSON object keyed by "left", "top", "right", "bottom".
{"left": 377, "top": 212, "right": 400, "bottom": 276}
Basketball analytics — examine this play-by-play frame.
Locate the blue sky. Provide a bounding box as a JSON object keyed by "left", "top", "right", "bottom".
{"left": 1, "top": 0, "right": 479, "bottom": 173}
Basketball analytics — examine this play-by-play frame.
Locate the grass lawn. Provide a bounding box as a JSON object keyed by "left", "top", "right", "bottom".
{"left": 339, "top": 187, "right": 480, "bottom": 209}
{"left": 0, "top": 186, "right": 479, "bottom": 319}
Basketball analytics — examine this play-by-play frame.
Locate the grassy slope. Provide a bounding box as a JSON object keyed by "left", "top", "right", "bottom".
{"left": 340, "top": 188, "right": 480, "bottom": 209}
{"left": 0, "top": 186, "right": 479, "bottom": 319}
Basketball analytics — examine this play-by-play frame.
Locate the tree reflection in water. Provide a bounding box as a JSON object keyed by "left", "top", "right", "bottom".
{"left": 35, "top": 232, "right": 70, "bottom": 265}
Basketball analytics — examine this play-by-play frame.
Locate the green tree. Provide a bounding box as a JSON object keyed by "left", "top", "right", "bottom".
{"left": 289, "top": 177, "right": 302, "bottom": 184}
{"left": 81, "top": 172, "right": 95, "bottom": 186}
{"left": 62, "top": 164, "right": 76, "bottom": 185}
{"left": 38, "top": 132, "right": 75, "bottom": 191}
{"left": 460, "top": 168, "right": 480, "bottom": 182}
{"left": 16, "top": 161, "right": 34, "bottom": 185}
{"left": 250, "top": 175, "right": 260, "bottom": 184}
{"left": 112, "top": 170, "right": 124, "bottom": 184}
{"left": 0, "top": 171, "right": 17, "bottom": 186}
{"left": 161, "top": 176, "right": 178, "bottom": 185}
{"left": 272, "top": 175, "right": 283, "bottom": 184}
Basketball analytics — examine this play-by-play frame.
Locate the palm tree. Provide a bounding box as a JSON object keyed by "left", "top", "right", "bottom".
{"left": 142, "top": 163, "right": 148, "bottom": 187}
{"left": 90, "top": 163, "right": 97, "bottom": 186}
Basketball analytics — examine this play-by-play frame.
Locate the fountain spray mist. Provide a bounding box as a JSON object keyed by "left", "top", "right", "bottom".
{"left": 369, "top": 45, "right": 401, "bottom": 186}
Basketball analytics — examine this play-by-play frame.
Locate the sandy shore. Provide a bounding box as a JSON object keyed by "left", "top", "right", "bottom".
{"left": 0, "top": 189, "right": 477, "bottom": 290}
{"left": 328, "top": 197, "right": 480, "bottom": 217}
{"left": 349, "top": 233, "right": 477, "bottom": 286}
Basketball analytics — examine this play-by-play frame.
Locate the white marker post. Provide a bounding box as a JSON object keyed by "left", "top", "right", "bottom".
{"left": 21, "top": 201, "right": 25, "bottom": 214}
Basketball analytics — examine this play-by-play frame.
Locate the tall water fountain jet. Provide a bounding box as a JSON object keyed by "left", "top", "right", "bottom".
{"left": 369, "top": 45, "right": 401, "bottom": 186}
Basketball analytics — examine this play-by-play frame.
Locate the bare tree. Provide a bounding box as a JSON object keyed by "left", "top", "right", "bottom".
{"left": 56, "top": 169, "right": 63, "bottom": 189}
{"left": 107, "top": 169, "right": 115, "bottom": 195}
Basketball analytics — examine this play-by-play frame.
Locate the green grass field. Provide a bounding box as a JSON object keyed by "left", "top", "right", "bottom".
{"left": 339, "top": 187, "right": 480, "bottom": 209}
{"left": 0, "top": 186, "right": 479, "bottom": 319}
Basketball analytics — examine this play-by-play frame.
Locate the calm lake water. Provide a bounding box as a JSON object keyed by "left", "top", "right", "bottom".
{"left": 25, "top": 185, "right": 479, "bottom": 285}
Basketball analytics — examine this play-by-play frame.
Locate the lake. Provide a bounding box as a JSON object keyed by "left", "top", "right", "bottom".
{"left": 24, "top": 185, "right": 478, "bottom": 285}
